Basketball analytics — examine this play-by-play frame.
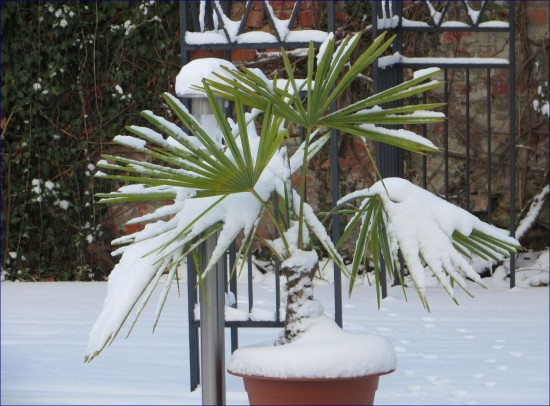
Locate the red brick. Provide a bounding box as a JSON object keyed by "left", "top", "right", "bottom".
{"left": 458, "top": 82, "right": 473, "bottom": 96}
{"left": 138, "top": 204, "right": 151, "bottom": 217}
{"left": 232, "top": 49, "right": 257, "bottom": 62}
{"left": 335, "top": 11, "right": 349, "bottom": 22}
{"left": 299, "top": 10, "right": 315, "bottom": 28}
{"left": 525, "top": 8, "right": 548, "bottom": 26}
{"left": 271, "top": 0, "right": 285, "bottom": 11}
{"left": 246, "top": 9, "right": 264, "bottom": 28}
{"left": 441, "top": 31, "right": 470, "bottom": 44}
{"left": 230, "top": 2, "right": 245, "bottom": 19}
{"left": 491, "top": 81, "right": 510, "bottom": 97}
{"left": 125, "top": 224, "right": 144, "bottom": 235}
{"left": 252, "top": 1, "right": 263, "bottom": 11}
{"left": 278, "top": 11, "right": 291, "bottom": 19}
{"left": 190, "top": 50, "right": 224, "bottom": 60}
{"left": 284, "top": 1, "right": 296, "bottom": 10}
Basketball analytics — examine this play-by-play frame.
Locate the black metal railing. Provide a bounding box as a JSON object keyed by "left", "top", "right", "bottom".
{"left": 372, "top": 0, "right": 516, "bottom": 292}
{"left": 180, "top": 0, "right": 517, "bottom": 391}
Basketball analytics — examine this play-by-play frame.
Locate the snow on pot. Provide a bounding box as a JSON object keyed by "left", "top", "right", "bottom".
{"left": 228, "top": 314, "right": 396, "bottom": 405}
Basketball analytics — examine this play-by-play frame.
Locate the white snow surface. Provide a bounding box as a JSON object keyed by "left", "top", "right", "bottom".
{"left": 1, "top": 267, "right": 548, "bottom": 405}
{"left": 378, "top": 52, "right": 509, "bottom": 67}
{"left": 175, "top": 58, "right": 237, "bottom": 97}
{"left": 228, "top": 315, "right": 396, "bottom": 378}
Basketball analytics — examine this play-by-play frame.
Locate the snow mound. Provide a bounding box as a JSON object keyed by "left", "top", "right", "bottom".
{"left": 228, "top": 315, "right": 396, "bottom": 379}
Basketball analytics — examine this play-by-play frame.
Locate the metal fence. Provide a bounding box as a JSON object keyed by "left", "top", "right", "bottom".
{"left": 372, "top": 0, "right": 516, "bottom": 290}
{"left": 180, "top": 0, "right": 517, "bottom": 391}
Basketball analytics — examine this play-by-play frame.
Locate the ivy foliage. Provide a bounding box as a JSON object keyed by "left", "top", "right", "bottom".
{"left": 2, "top": 1, "right": 181, "bottom": 281}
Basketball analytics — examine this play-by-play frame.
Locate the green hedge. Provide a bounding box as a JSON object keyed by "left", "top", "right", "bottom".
{"left": 2, "top": 2, "right": 181, "bottom": 280}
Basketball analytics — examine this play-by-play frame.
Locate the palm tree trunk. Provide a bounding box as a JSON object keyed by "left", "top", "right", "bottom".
{"left": 278, "top": 250, "right": 324, "bottom": 345}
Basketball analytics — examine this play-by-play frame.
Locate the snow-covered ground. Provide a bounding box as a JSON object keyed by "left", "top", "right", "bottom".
{"left": 2, "top": 254, "right": 548, "bottom": 405}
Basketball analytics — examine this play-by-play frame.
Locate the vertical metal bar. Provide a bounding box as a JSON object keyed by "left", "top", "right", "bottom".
{"left": 199, "top": 233, "right": 226, "bottom": 405}
{"left": 444, "top": 69, "right": 449, "bottom": 200}
{"left": 328, "top": 0, "right": 341, "bottom": 328}
{"left": 422, "top": 92, "right": 427, "bottom": 188}
{"left": 204, "top": 1, "right": 214, "bottom": 31}
{"left": 331, "top": 127, "right": 342, "bottom": 328}
{"left": 396, "top": 1, "right": 403, "bottom": 51}
{"left": 465, "top": 68, "right": 470, "bottom": 211}
{"left": 248, "top": 250, "right": 254, "bottom": 313}
{"left": 273, "top": 193, "right": 281, "bottom": 323}
{"left": 380, "top": 256, "right": 388, "bottom": 299}
{"left": 229, "top": 243, "right": 238, "bottom": 353}
{"left": 509, "top": 3, "right": 516, "bottom": 288}
{"left": 275, "top": 259, "right": 281, "bottom": 322}
{"left": 187, "top": 255, "right": 200, "bottom": 391}
{"left": 192, "top": 97, "right": 226, "bottom": 405}
{"left": 372, "top": 1, "right": 379, "bottom": 77}
{"left": 486, "top": 68, "right": 492, "bottom": 223}
{"left": 327, "top": 0, "right": 335, "bottom": 32}
{"left": 179, "top": 2, "right": 188, "bottom": 66}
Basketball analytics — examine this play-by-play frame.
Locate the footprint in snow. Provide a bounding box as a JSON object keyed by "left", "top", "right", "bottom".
{"left": 425, "top": 375, "right": 438, "bottom": 384}
{"left": 472, "top": 373, "right": 485, "bottom": 378}
{"left": 406, "top": 385, "right": 426, "bottom": 394}
{"left": 376, "top": 326, "right": 392, "bottom": 332}
{"left": 484, "top": 359, "right": 497, "bottom": 364}
{"left": 388, "top": 312, "right": 400, "bottom": 317}
{"left": 509, "top": 351, "right": 522, "bottom": 357}
{"left": 452, "top": 389, "right": 467, "bottom": 398}
{"left": 424, "top": 375, "right": 449, "bottom": 385}
{"left": 403, "top": 370, "right": 416, "bottom": 376}
{"left": 463, "top": 334, "right": 476, "bottom": 339}
{"left": 422, "top": 316, "right": 434, "bottom": 322}
{"left": 493, "top": 344, "right": 504, "bottom": 350}
{"left": 484, "top": 381, "right": 497, "bottom": 387}
{"left": 496, "top": 365, "right": 508, "bottom": 371}
{"left": 456, "top": 328, "right": 469, "bottom": 333}
{"left": 496, "top": 339, "right": 506, "bottom": 343}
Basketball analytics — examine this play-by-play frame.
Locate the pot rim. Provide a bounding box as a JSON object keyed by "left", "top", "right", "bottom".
{"left": 227, "top": 368, "right": 395, "bottom": 382}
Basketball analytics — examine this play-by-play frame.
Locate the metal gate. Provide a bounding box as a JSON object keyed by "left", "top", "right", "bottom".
{"left": 372, "top": 0, "right": 517, "bottom": 290}
{"left": 179, "top": 0, "right": 517, "bottom": 391}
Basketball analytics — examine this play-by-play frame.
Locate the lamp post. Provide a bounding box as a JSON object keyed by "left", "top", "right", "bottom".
{"left": 192, "top": 95, "right": 226, "bottom": 406}
{"left": 176, "top": 59, "right": 237, "bottom": 405}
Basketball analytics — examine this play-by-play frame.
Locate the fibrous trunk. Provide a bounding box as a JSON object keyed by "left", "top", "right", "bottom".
{"left": 279, "top": 250, "right": 324, "bottom": 345}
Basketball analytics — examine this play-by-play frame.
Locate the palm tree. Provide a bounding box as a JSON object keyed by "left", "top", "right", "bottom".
{"left": 85, "top": 33, "right": 518, "bottom": 361}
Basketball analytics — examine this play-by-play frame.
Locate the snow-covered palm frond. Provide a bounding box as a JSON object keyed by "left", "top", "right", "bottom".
{"left": 338, "top": 178, "right": 520, "bottom": 309}
{"left": 85, "top": 190, "right": 264, "bottom": 362}
{"left": 85, "top": 82, "right": 294, "bottom": 360}
{"left": 206, "top": 32, "right": 444, "bottom": 154}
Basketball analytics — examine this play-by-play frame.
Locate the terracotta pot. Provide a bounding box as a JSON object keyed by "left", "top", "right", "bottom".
{"left": 229, "top": 370, "right": 394, "bottom": 405}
